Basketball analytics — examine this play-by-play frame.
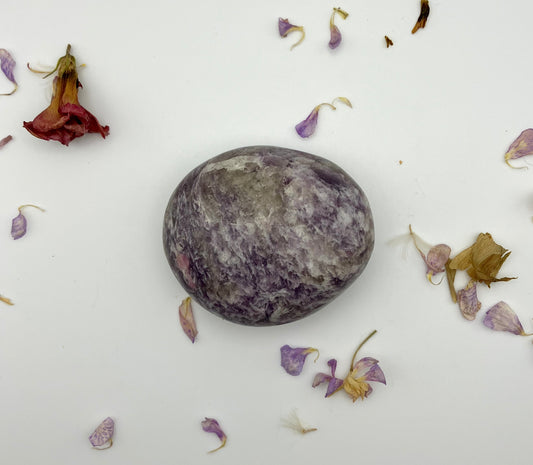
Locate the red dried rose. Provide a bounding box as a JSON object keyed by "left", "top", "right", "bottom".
{"left": 23, "top": 45, "right": 109, "bottom": 146}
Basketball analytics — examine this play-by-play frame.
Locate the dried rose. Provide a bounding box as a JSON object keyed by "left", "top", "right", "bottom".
{"left": 457, "top": 281, "right": 481, "bottom": 321}
{"left": 329, "top": 7, "right": 349, "bottom": 49}
{"left": 89, "top": 417, "right": 114, "bottom": 449}
{"left": 201, "top": 417, "right": 227, "bottom": 453}
{"left": 0, "top": 135, "right": 12, "bottom": 149}
{"left": 482, "top": 302, "right": 532, "bottom": 336}
{"left": 409, "top": 225, "right": 451, "bottom": 283}
{"left": 0, "top": 294, "right": 14, "bottom": 305}
{"left": 278, "top": 18, "right": 306, "bottom": 50}
{"left": 295, "top": 97, "right": 352, "bottom": 138}
{"left": 412, "top": 0, "right": 430, "bottom": 34}
{"left": 504, "top": 129, "right": 533, "bottom": 169}
{"left": 446, "top": 233, "right": 516, "bottom": 302}
{"left": 11, "top": 204, "right": 45, "bottom": 240}
{"left": 280, "top": 345, "right": 319, "bottom": 376}
{"left": 312, "top": 358, "right": 344, "bottom": 397}
{"left": 179, "top": 296, "right": 198, "bottom": 343}
{"left": 24, "top": 45, "right": 109, "bottom": 146}
{"left": 0, "top": 49, "right": 17, "bottom": 95}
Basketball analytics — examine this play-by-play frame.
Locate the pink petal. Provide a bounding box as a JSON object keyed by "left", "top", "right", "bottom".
{"left": 505, "top": 129, "right": 533, "bottom": 167}
{"left": 483, "top": 301, "right": 527, "bottom": 336}
{"left": 179, "top": 297, "right": 198, "bottom": 343}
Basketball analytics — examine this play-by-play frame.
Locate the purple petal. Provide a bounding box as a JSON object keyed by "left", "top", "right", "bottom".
{"left": 201, "top": 417, "right": 227, "bottom": 453}
{"left": 278, "top": 18, "right": 295, "bottom": 37}
{"left": 0, "top": 49, "right": 16, "bottom": 85}
{"left": 457, "top": 281, "right": 481, "bottom": 321}
{"left": 353, "top": 357, "right": 379, "bottom": 373}
{"left": 364, "top": 364, "right": 386, "bottom": 385}
{"left": 329, "top": 25, "right": 342, "bottom": 49}
{"left": 505, "top": 129, "right": 533, "bottom": 167}
{"left": 0, "top": 135, "right": 12, "bottom": 149}
{"left": 426, "top": 244, "right": 451, "bottom": 276}
{"left": 280, "top": 345, "right": 318, "bottom": 376}
{"left": 483, "top": 301, "right": 527, "bottom": 336}
{"left": 325, "top": 377, "right": 344, "bottom": 397}
{"left": 179, "top": 297, "right": 198, "bottom": 343}
{"left": 295, "top": 107, "right": 320, "bottom": 138}
{"left": 89, "top": 417, "right": 114, "bottom": 448}
{"left": 327, "top": 358, "right": 338, "bottom": 377}
{"left": 11, "top": 212, "right": 27, "bottom": 240}
{"left": 312, "top": 372, "right": 332, "bottom": 388}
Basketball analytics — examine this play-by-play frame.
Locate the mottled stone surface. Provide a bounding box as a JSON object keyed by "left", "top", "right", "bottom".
{"left": 163, "top": 146, "right": 374, "bottom": 326}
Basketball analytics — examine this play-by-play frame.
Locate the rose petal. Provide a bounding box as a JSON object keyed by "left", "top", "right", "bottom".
{"left": 483, "top": 301, "right": 528, "bottom": 336}
{"left": 179, "top": 296, "right": 198, "bottom": 343}
{"left": 457, "top": 281, "right": 481, "bottom": 321}
{"left": 201, "top": 417, "right": 227, "bottom": 453}
{"left": 89, "top": 417, "right": 114, "bottom": 448}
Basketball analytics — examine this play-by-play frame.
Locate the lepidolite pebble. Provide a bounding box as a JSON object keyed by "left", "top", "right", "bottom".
{"left": 163, "top": 146, "right": 374, "bottom": 326}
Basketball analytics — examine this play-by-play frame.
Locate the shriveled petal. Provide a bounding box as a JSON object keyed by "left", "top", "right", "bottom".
{"left": 329, "top": 25, "right": 342, "bottom": 49}
{"left": 343, "top": 375, "right": 370, "bottom": 402}
{"left": 325, "top": 377, "right": 344, "bottom": 397}
{"left": 179, "top": 297, "right": 198, "bottom": 343}
{"left": 412, "top": 0, "right": 430, "bottom": 34}
{"left": 483, "top": 301, "right": 529, "bottom": 336}
{"left": 295, "top": 107, "right": 320, "bottom": 138}
{"left": 201, "top": 417, "right": 227, "bottom": 453}
{"left": 312, "top": 372, "right": 332, "bottom": 388}
{"left": 505, "top": 128, "right": 533, "bottom": 168}
{"left": 426, "top": 244, "right": 451, "bottom": 277}
{"left": 89, "top": 417, "right": 114, "bottom": 448}
{"left": 0, "top": 135, "right": 12, "bottom": 149}
{"left": 278, "top": 18, "right": 296, "bottom": 37}
{"left": 280, "top": 345, "right": 318, "bottom": 376}
{"left": 457, "top": 281, "right": 481, "bottom": 321}
{"left": 10, "top": 212, "right": 27, "bottom": 240}
{"left": 364, "top": 364, "right": 386, "bottom": 385}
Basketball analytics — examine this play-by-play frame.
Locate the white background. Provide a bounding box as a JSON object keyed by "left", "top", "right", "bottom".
{"left": 1, "top": 1, "right": 532, "bottom": 464}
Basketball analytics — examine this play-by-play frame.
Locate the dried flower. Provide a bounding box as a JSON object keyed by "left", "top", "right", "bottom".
{"left": 457, "top": 281, "right": 481, "bottom": 321}
{"left": 0, "top": 49, "right": 17, "bottom": 95}
{"left": 278, "top": 18, "right": 306, "bottom": 50}
{"left": 312, "top": 358, "right": 344, "bottom": 397}
{"left": 24, "top": 45, "right": 109, "bottom": 146}
{"left": 385, "top": 36, "right": 394, "bottom": 48}
{"left": 1, "top": 294, "right": 14, "bottom": 306}
{"left": 504, "top": 129, "right": 533, "bottom": 169}
{"left": 446, "top": 233, "right": 516, "bottom": 302}
{"left": 0, "top": 135, "right": 13, "bottom": 149}
{"left": 409, "top": 225, "right": 451, "bottom": 283}
{"left": 329, "top": 8, "right": 349, "bottom": 49}
{"left": 11, "top": 204, "right": 45, "bottom": 240}
{"left": 295, "top": 97, "right": 352, "bottom": 138}
{"left": 201, "top": 417, "right": 227, "bottom": 453}
{"left": 179, "top": 296, "right": 198, "bottom": 343}
{"left": 412, "top": 0, "right": 430, "bottom": 34}
{"left": 482, "top": 302, "right": 532, "bottom": 336}
{"left": 282, "top": 410, "right": 317, "bottom": 434}
{"left": 89, "top": 417, "right": 114, "bottom": 449}
{"left": 280, "top": 345, "right": 319, "bottom": 376}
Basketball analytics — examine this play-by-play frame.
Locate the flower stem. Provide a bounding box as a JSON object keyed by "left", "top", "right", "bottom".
{"left": 18, "top": 204, "right": 45, "bottom": 213}
{"left": 350, "top": 330, "right": 377, "bottom": 371}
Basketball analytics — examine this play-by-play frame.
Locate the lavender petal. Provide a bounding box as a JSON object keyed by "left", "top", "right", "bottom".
{"left": 329, "top": 25, "right": 342, "bottom": 49}
{"left": 505, "top": 129, "right": 533, "bottom": 167}
{"left": 325, "top": 377, "right": 344, "bottom": 397}
{"left": 483, "top": 301, "right": 526, "bottom": 335}
{"left": 353, "top": 356, "right": 379, "bottom": 373}
{"left": 280, "top": 345, "right": 317, "bottom": 376}
{"left": 201, "top": 417, "right": 227, "bottom": 453}
{"left": 11, "top": 212, "right": 27, "bottom": 240}
{"left": 426, "top": 244, "right": 451, "bottom": 276}
{"left": 457, "top": 281, "right": 481, "bottom": 321}
{"left": 327, "top": 358, "right": 338, "bottom": 376}
{"left": 295, "top": 107, "right": 320, "bottom": 138}
{"left": 89, "top": 417, "right": 114, "bottom": 448}
{"left": 312, "top": 372, "right": 332, "bottom": 388}
{"left": 0, "top": 49, "right": 16, "bottom": 85}
{"left": 364, "top": 364, "right": 386, "bottom": 385}
{"left": 278, "top": 18, "right": 295, "bottom": 37}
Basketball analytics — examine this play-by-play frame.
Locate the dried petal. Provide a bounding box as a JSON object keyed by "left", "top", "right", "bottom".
{"left": 89, "top": 417, "right": 114, "bottom": 449}
{"left": 412, "top": 0, "right": 430, "bottom": 34}
{"left": 201, "top": 417, "right": 227, "bottom": 453}
{"left": 179, "top": 296, "right": 198, "bottom": 343}
{"left": 0, "top": 135, "right": 13, "bottom": 149}
{"left": 483, "top": 301, "right": 532, "bottom": 336}
{"left": 457, "top": 281, "right": 481, "bottom": 321}
{"left": 385, "top": 36, "right": 394, "bottom": 48}
{"left": 0, "top": 294, "right": 14, "bottom": 305}
{"left": 504, "top": 129, "right": 533, "bottom": 169}
{"left": 278, "top": 18, "right": 306, "bottom": 50}
{"left": 408, "top": 225, "right": 450, "bottom": 283}
{"left": 282, "top": 410, "right": 317, "bottom": 434}
{"left": 0, "top": 49, "right": 17, "bottom": 95}
{"left": 364, "top": 364, "right": 386, "bottom": 384}
{"left": 312, "top": 358, "right": 343, "bottom": 397}
{"left": 280, "top": 345, "right": 319, "bottom": 376}
{"left": 295, "top": 98, "right": 351, "bottom": 138}
{"left": 329, "top": 8, "right": 349, "bottom": 50}
{"left": 11, "top": 204, "right": 45, "bottom": 240}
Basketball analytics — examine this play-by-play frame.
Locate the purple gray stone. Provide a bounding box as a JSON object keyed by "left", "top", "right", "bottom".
{"left": 163, "top": 146, "right": 374, "bottom": 326}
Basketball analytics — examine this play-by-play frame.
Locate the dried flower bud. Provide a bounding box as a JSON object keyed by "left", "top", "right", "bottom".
{"left": 280, "top": 345, "right": 319, "bottom": 376}
{"left": 504, "top": 129, "right": 533, "bottom": 169}
{"left": 178, "top": 296, "right": 198, "bottom": 343}
{"left": 0, "top": 49, "right": 17, "bottom": 95}
{"left": 482, "top": 302, "right": 532, "bottom": 336}
{"left": 295, "top": 97, "right": 352, "bottom": 138}
{"left": 201, "top": 417, "right": 227, "bottom": 453}
{"left": 329, "top": 7, "right": 349, "bottom": 49}
{"left": 412, "top": 0, "right": 430, "bottom": 34}
{"left": 457, "top": 281, "right": 481, "bottom": 321}
{"left": 11, "top": 204, "right": 45, "bottom": 240}
{"left": 89, "top": 417, "right": 114, "bottom": 449}
{"left": 0, "top": 135, "right": 13, "bottom": 149}
{"left": 278, "top": 18, "right": 306, "bottom": 50}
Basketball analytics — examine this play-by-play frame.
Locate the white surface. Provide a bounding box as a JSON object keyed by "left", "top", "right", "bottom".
{"left": 1, "top": 1, "right": 532, "bottom": 464}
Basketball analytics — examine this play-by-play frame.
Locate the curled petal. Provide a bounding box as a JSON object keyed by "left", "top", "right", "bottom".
{"left": 0, "top": 49, "right": 17, "bottom": 95}
{"left": 11, "top": 204, "right": 45, "bottom": 240}
{"left": 278, "top": 18, "right": 305, "bottom": 50}
{"left": 457, "top": 281, "right": 481, "bottom": 321}
{"left": 426, "top": 244, "right": 451, "bottom": 280}
{"left": 179, "top": 297, "right": 198, "bottom": 343}
{"left": 280, "top": 345, "right": 319, "bottom": 376}
{"left": 483, "top": 301, "right": 531, "bottom": 336}
{"left": 329, "top": 25, "right": 342, "bottom": 49}
{"left": 364, "top": 364, "right": 386, "bottom": 385}
{"left": 89, "top": 417, "right": 114, "bottom": 449}
{"left": 504, "top": 128, "right": 533, "bottom": 169}
{"left": 295, "top": 107, "right": 321, "bottom": 138}
{"left": 201, "top": 417, "right": 227, "bottom": 453}
{"left": 312, "top": 372, "right": 332, "bottom": 388}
